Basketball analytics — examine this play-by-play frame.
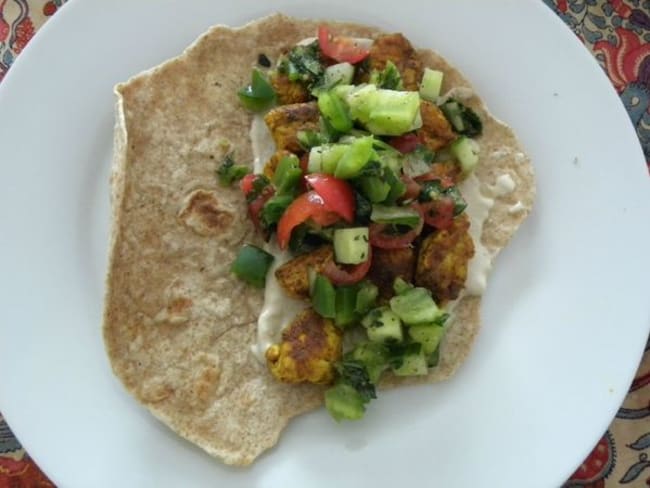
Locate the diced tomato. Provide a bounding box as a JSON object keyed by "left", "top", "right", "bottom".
{"left": 418, "top": 198, "right": 455, "bottom": 230}
{"left": 276, "top": 191, "right": 340, "bottom": 249}
{"left": 323, "top": 248, "right": 372, "bottom": 285}
{"left": 400, "top": 174, "right": 421, "bottom": 201}
{"left": 388, "top": 133, "right": 421, "bottom": 154}
{"left": 318, "top": 25, "right": 370, "bottom": 64}
{"left": 304, "top": 174, "right": 355, "bottom": 222}
{"left": 239, "top": 173, "right": 259, "bottom": 195}
{"left": 369, "top": 205, "right": 424, "bottom": 249}
{"left": 247, "top": 186, "right": 275, "bottom": 234}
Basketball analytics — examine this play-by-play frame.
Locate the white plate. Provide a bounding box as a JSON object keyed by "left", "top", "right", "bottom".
{"left": 0, "top": 0, "right": 648, "bottom": 487}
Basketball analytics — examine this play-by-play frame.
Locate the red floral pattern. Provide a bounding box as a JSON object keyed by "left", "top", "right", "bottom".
{"left": 0, "top": 1, "right": 648, "bottom": 486}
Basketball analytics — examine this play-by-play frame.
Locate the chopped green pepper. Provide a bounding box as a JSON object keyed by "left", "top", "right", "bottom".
{"left": 260, "top": 194, "right": 293, "bottom": 228}
{"left": 335, "top": 286, "right": 359, "bottom": 327}
{"left": 231, "top": 244, "right": 274, "bottom": 288}
{"left": 318, "top": 90, "right": 353, "bottom": 133}
{"left": 238, "top": 69, "right": 276, "bottom": 112}
{"left": 273, "top": 154, "right": 302, "bottom": 194}
{"left": 334, "top": 136, "right": 374, "bottom": 179}
{"left": 312, "top": 274, "right": 336, "bottom": 319}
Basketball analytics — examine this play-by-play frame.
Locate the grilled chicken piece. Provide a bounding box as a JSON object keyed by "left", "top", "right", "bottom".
{"left": 368, "top": 247, "right": 416, "bottom": 300}
{"left": 415, "top": 214, "right": 474, "bottom": 305}
{"left": 269, "top": 71, "right": 311, "bottom": 105}
{"left": 417, "top": 100, "right": 457, "bottom": 151}
{"left": 275, "top": 246, "right": 334, "bottom": 300}
{"left": 263, "top": 150, "right": 295, "bottom": 179}
{"left": 264, "top": 102, "right": 320, "bottom": 154}
{"left": 362, "top": 33, "right": 424, "bottom": 91}
{"left": 266, "top": 308, "right": 342, "bottom": 384}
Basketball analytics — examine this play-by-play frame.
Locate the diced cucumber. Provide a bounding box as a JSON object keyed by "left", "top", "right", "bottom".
{"left": 325, "top": 383, "right": 366, "bottom": 421}
{"left": 450, "top": 136, "right": 479, "bottom": 174}
{"left": 370, "top": 205, "right": 421, "bottom": 228}
{"left": 408, "top": 107, "right": 423, "bottom": 131}
{"left": 441, "top": 100, "right": 465, "bottom": 132}
{"left": 346, "top": 84, "right": 378, "bottom": 123}
{"left": 358, "top": 176, "right": 391, "bottom": 203}
{"left": 350, "top": 342, "right": 389, "bottom": 383}
{"left": 333, "top": 227, "right": 370, "bottom": 265}
{"left": 346, "top": 86, "right": 421, "bottom": 136}
{"left": 318, "top": 63, "right": 355, "bottom": 92}
{"left": 392, "top": 277, "right": 413, "bottom": 296}
{"left": 365, "top": 91, "right": 421, "bottom": 136}
{"left": 334, "top": 136, "right": 374, "bottom": 179}
{"left": 427, "top": 347, "right": 440, "bottom": 367}
{"left": 389, "top": 287, "right": 442, "bottom": 325}
{"left": 355, "top": 281, "right": 378, "bottom": 314}
{"left": 419, "top": 68, "right": 444, "bottom": 101}
{"left": 308, "top": 144, "right": 348, "bottom": 174}
{"left": 392, "top": 345, "right": 428, "bottom": 376}
{"left": 333, "top": 84, "right": 355, "bottom": 100}
{"left": 362, "top": 307, "right": 403, "bottom": 343}
{"left": 409, "top": 324, "right": 445, "bottom": 355}
{"left": 318, "top": 91, "right": 352, "bottom": 133}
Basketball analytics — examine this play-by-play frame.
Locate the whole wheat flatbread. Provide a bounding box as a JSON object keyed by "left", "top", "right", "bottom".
{"left": 103, "top": 13, "right": 535, "bottom": 466}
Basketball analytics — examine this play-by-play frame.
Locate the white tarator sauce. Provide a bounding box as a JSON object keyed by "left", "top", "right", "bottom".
{"left": 248, "top": 110, "right": 515, "bottom": 361}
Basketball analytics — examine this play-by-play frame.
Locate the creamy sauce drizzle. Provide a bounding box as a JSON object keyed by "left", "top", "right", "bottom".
{"left": 251, "top": 114, "right": 275, "bottom": 173}
{"left": 458, "top": 173, "right": 495, "bottom": 295}
{"left": 251, "top": 241, "right": 308, "bottom": 361}
{"left": 492, "top": 174, "right": 516, "bottom": 196}
{"left": 248, "top": 85, "right": 504, "bottom": 362}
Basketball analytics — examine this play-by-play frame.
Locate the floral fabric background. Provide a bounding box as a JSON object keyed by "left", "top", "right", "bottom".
{"left": 0, "top": 0, "right": 648, "bottom": 487}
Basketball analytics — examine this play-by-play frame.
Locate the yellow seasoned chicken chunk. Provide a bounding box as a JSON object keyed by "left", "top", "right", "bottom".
{"left": 266, "top": 308, "right": 342, "bottom": 384}
{"left": 264, "top": 102, "right": 320, "bottom": 154}
{"left": 417, "top": 100, "right": 457, "bottom": 151}
{"left": 415, "top": 214, "right": 475, "bottom": 305}
{"left": 275, "top": 246, "right": 334, "bottom": 300}
{"left": 363, "top": 33, "right": 424, "bottom": 91}
{"left": 269, "top": 71, "right": 311, "bottom": 105}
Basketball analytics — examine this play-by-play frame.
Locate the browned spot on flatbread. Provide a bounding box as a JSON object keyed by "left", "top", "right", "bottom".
{"left": 178, "top": 189, "right": 234, "bottom": 236}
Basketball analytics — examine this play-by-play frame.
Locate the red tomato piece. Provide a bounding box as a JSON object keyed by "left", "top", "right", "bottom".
{"left": 388, "top": 133, "right": 421, "bottom": 154}
{"left": 418, "top": 198, "right": 455, "bottom": 230}
{"left": 322, "top": 248, "right": 372, "bottom": 285}
{"left": 276, "top": 191, "right": 340, "bottom": 249}
{"left": 400, "top": 174, "right": 421, "bottom": 201}
{"left": 304, "top": 174, "right": 355, "bottom": 222}
{"left": 369, "top": 204, "right": 424, "bottom": 249}
{"left": 247, "top": 186, "right": 275, "bottom": 235}
{"left": 239, "top": 173, "right": 259, "bottom": 196}
{"left": 318, "top": 25, "right": 370, "bottom": 64}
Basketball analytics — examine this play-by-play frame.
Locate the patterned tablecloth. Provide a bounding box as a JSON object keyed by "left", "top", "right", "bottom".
{"left": 0, "top": 1, "right": 648, "bottom": 486}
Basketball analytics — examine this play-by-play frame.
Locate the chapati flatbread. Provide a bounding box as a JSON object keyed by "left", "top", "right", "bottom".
{"left": 103, "top": 13, "right": 535, "bottom": 466}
